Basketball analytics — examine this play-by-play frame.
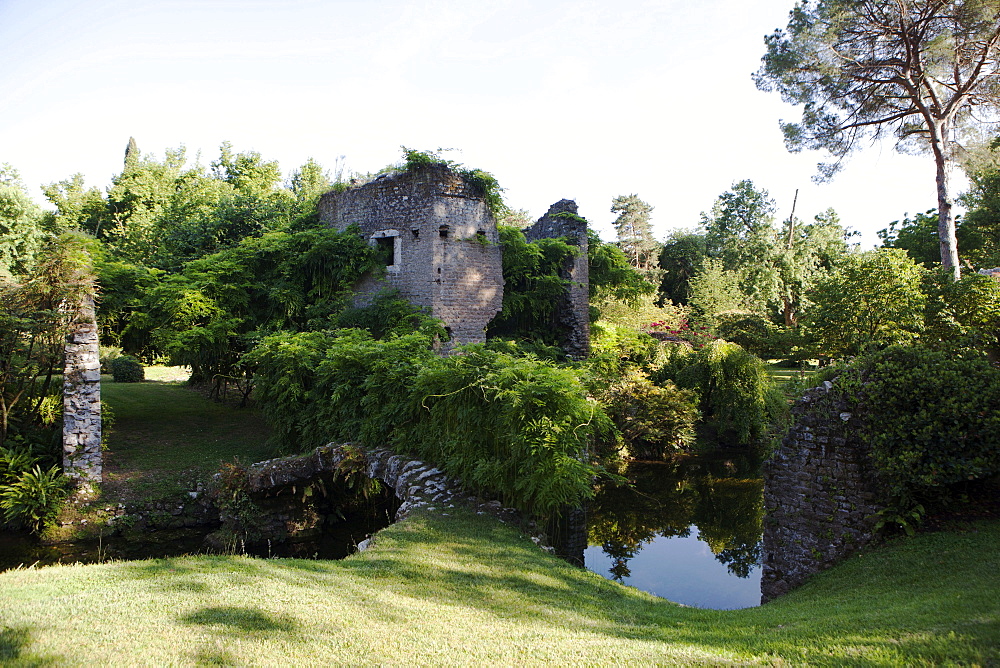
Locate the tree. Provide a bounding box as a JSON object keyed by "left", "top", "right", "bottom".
{"left": 756, "top": 0, "right": 1000, "bottom": 279}
{"left": 0, "top": 164, "right": 47, "bottom": 278}
{"left": 104, "top": 143, "right": 189, "bottom": 263}
{"left": 960, "top": 137, "right": 1000, "bottom": 267}
{"left": 611, "top": 194, "right": 659, "bottom": 273}
{"left": 775, "top": 207, "right": 851, "bottom": 325}
{"left": 657, "top": 230, "right": 707, "bottom": 306}
{"left": 700, "top": 180, "right": 782, "bottom": 313}
{"left": 42, "top": 174, "right": 109, "bottom": 238}
{"left": 878, "top": 210, "right": 945, "bottom": 266}
{"left": 0, "top": 233, "right": 97, "bottom": 444}
{"left": 807, "top": 248, "right": 926, "bottom": 357}
{"left": 687, "top": 181, "right": 850, "bottom": 329}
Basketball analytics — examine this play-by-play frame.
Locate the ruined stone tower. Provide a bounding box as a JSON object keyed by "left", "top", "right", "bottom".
{"left": 318, "top": 164, "right": 504, "bottom": 347}
{"left": 525, "top": 200, "right": 590, "bottom": 359}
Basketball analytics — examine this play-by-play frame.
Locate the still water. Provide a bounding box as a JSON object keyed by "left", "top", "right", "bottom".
{"left": 584, "top": 449, "right": 764, "bottom": 610}
{"left": 0, "top": 502, "right": 397, "bottom": 572}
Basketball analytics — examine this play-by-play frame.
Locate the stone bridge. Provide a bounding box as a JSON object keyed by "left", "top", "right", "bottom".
{"left": 220, "top": 443, "right": 556, "bottom": 553}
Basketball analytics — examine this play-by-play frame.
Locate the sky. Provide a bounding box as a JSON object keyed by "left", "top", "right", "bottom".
{"left": 0, "top": 0, "right": 960, "bottom": 247}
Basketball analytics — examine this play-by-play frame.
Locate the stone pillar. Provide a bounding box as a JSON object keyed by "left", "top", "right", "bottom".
{"left": 525, "top": 200, "right": 591, "bottom": 359}
{"left": 63, "top": 294, "right": 102, "bottom": 486}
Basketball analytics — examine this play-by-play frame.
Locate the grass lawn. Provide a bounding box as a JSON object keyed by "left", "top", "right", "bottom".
{"left": 100, "top": 368, "right": 275, "bottom": 504}
{"left": 1, "top": 507, "right": 998, "bottom": 665}
{"left": 6, "top": 364, "right": 994, "bottom": 664}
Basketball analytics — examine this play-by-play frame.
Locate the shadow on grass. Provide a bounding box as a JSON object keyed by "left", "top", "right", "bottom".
{"left": 113, "top": 511, "right": 1000, "bottom": 663}
{"left": 181, "top": 606, "right": 300, "bottom": 635}
{"left": 0, "top": 624, "right": 60, "bottom": 666}
{"left": 0, "top": 626, "right": 30, "bottom": 661}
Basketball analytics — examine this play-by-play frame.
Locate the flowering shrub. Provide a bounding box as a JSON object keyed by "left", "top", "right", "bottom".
{"left": 647, "top": 318, "right": 717, "bottom": 349}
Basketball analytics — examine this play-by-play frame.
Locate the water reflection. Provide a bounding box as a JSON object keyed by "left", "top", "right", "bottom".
{"left": 585, "top": 449, "right": 764, "bottom": 609}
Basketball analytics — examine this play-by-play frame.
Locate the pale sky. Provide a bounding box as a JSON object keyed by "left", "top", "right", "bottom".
{"left": 0, "top": 0, "right": 955, "bottom": 247}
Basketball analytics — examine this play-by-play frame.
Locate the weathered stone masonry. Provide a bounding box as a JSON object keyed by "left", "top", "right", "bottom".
{"left": 319, "top": 165, "right": 591, "bottom": 357}
{"left": 761, "top": 382, "right": 884, "bottom": 603}
{"left": 62, "top": 294, "right": 102, "bottom": 486}
{"left": 319, "top": 165, "right": 505, "bottom": 348}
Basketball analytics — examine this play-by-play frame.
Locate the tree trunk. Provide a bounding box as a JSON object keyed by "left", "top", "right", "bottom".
{"left": 931, "top": 120, "right": 961, "bottom": 280}
{"left": 782, "top": 295, "right": 798, "bottom": 327}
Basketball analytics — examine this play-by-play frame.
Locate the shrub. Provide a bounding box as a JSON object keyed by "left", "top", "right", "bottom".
{"left": 648, "top": 317, "right": 716, "bottom": 349}
{"left": 714, "top": 313, "right": 784, "bottom": 359}
{"left": 0, "top": 446, "right": 37, "bottom": 484}
{"left": 249, "top": 331, "right": 614, "bottom": 518}
{"left": 0, "top": 465, "right": 69, "bottom": 533}
{"left": 838, "top": 346, "right": 1000, "bottom": 505}
{"left": 806, "top": 248, "right": 925, "bottom": 358}
{"left": 922, "top": 270, "right": 1000, "bottom": 360}
{"left": 598, "top": 371, "right": 699, "bottom": 459}
{"left": 110, "top": 355, "right": 144, "bottom": 382}
{"left": 99, "top": 345, "right": 124, "bottom": 373}
{"left": 653, "top": 340, "right": 785, "bottom": 445}
{"left": 333, "top": 290, "right": 446, "bottom": 341}
{"left": 398, "top": 346, "right": 615, "bottom": 516}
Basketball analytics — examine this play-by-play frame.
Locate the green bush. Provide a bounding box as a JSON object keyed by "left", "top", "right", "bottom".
{"left": 398, "top": 346, "right": 615, "bottom": 516}
{"left": 922, "top": 271, "right": 1000, "bottom": 360}
{"left": 714, "top": 313, "right": 784, "bottom": 359}
{"left": 110, "top": 355, "right": 145, "bottom": 382}
{"left": 248, "top": 331, "right": 614, "bottom": 518}
{"left": 838, "top": 346, "right": 1000, "bottom": 504}
{"left": 334, "top": 290, "right": 446, "bottom": 341}
{"left": 653, "top": 340, "right": 785, "bottom": 445}
{"left": 0, "top": 464, "right": 68, "bottom": 533}
{"left": 0, "top": 446, "right": 37, "bottom": 484}
{"left": 598, "top": 371, "right": 699, "bottom": 459}
{"left": 99, "top": 345, "right": 124, "bottom": 373}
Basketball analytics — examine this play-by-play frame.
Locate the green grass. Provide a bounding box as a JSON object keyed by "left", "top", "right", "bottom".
{"left": 1, "top": 508, "right": 997, "bottom": 665}
{"left": 11, "top": 363, "right": 993, "bottom": 663}
{"left": 100, "top": 368, "right": 275, "bottom": 504}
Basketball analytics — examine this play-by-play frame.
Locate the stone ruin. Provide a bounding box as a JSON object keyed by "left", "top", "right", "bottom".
{"left": 523, "top": 199, "right": 590, "bottom": 360}
{"left": 62, "top": 294, "right": 102, "bottom": 487}
{"left": 760, "top": 381, "right": 884, "bottom": 603}
{"left": 319, "top": 164, "right": 590, "bottom": 356}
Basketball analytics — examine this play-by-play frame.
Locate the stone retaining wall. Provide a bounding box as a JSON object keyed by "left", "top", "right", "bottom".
{"left": 761, "top": 382, "right": 884, "bottom": 603}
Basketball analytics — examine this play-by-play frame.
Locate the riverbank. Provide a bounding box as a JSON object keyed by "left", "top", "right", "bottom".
{"left": 2, "top": 506, "right": 998, "bottom": 664}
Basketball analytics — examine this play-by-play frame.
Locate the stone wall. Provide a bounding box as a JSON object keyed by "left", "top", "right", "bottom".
{"left": 318, "top": 165, "right": 504, "bottom": 348}
{"left": 62, "top": 294, "right": 102, "bottom": 486}
{"left": 760, "top": 382, "right": 884, "bottom": 603}
{"left": 524, "top": 199, "right": 590, "bottom": 359}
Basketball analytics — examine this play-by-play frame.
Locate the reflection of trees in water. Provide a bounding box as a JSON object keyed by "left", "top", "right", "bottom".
{"left": 587, "top": 451, "right": 763, "bottom": 580}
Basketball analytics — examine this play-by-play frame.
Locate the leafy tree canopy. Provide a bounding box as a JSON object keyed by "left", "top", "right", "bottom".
{"left": 807, "top": 248, "right": 927, "bottom": 357}
{"left": 0, "top": 164, "right": 47, "bottom": 278}
{"left": 610, "top": 194, "right": 659, "bottom": 273}
{"left": 755, "top": 0, "right": 1000, "bottom": 278}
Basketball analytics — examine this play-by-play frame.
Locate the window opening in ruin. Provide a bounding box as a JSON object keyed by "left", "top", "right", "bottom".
{"left": 370, "top": 230, "right": 401, "bottom": 272}
{"left": 375, "top": 236, "right": 395, "bottom": 266}
{"left": 439, "top": 224, "right": 450, "bottom": 238}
